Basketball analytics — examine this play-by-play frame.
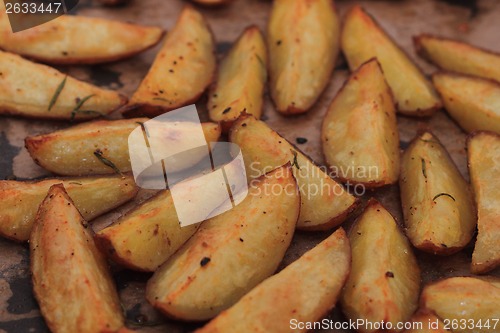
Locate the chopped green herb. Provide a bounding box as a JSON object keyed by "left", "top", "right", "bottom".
{"left": 68, "top": 182, "right": 82, "bottom": 185}
{"left": 153, "top": 97, "right": 170, "bottom": 102}
{"left": 290, "top": 150, "right": 300, "bottom": 170}
{"left": 48, "top": 76, "right": 67, "bottom": 111}
{"left": 256, "top": 54, "right": 266, "bottom": 68}
{"left": 70, "top": 94, "right": 95, "bottom": 120}
{"left": 432, "top": 193, "right": 456, "bottom": 202}
{"left": 421, "top": 158, "right": 427, "bottom": 179}
{"left": 93, "top": 149, "right": 122, "bottom": 175}
{"left": 222, "top": 107, "right": 231, "bottom": 114}
{"left": 70, "top": 110, "right": 104, "bottom": 121}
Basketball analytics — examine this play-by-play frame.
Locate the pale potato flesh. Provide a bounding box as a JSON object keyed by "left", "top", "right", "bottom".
{"left": 0, "top": 50, "right": 126, "bottom": 120}
{"left": 341, "top": 199, "right": 420, "bottom": 333}
{"left": 400, "top": 132, "right": 476, "bottom": 254}
{"left": 322, "top": 58, "right": 399, "bottom": 187}
{"left": 229, "top": 115, "right": 357, "bottom": 230}
{"left": 268, "top": 0, "right": 340, "bottom": 114}
{"left": 403, "top": 310, "right": 450, "bottom": 333}
{"left": 0, "top": 174, "right": 137, "bottom": 242}
{"left": 146, "top": 165, "right": 300, "bottom": 321}
{"left": 30, "top": 185, "right": 124, "bottom": 333}
{"left": 433, "top": 72, "right": 500, "bottom": 134}
{"left": 468, "top": 132, "right": 500, "bottom": 274}
{"left": 195, "top": 228, "right": 350, "bottom": 333}
{"left": 341, "top": 6, "right": 441, "bottom": 116}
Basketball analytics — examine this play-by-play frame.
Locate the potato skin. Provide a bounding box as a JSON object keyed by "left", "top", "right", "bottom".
{"left": 30, "top": 185, "right": 124, "bottom": 333}
{"left": 0, "top": 175, "right": 137, "bottom": 242}
{"left": 341, "top": 199, "right": 420, "bottom": 333}
{"left": 195, "top": 228, "right": 350, "bottom": 333}
{"left": 322, "top": 58, "right": 399, "bottom": 187}
{"left": 229, "top": 115, "right": 357, "bottom": 230}
{"left": 267, "top": 0, "right": 340, "bottom": 114}
{"left": 146, "top": 164, "right": 300, "bottom": 321}
{"left": 341, "top": 6, "right": 441, "bottom": 116}
{"left": 468, "top": 131, "right": 500, "bottom": 274}
{"left": 433, "top": 72, "right": 500, "bottom": 134}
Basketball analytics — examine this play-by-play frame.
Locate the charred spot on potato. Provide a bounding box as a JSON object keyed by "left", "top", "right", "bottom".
{"left": 385, "top": 271, "right": 395, "bottom": 278}
{"left": 200, "top": 257, "right": 211, "bottom": 267}
{"left": 296, "top": 137, "right": 308, "bottom": 144}
{"left": 222, "top": 107, "right": 231, "bottom": 114}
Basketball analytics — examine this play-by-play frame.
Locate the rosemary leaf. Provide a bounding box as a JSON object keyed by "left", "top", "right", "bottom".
{"left": 93, "top": 150, "right": 122, "bottom": 175}
{"left": 48, "top": 76, "right": 67, "bottom": 111}
{"left": 421, "top": 158, "right": 427, "bottom": 179}
{"left": 290, "top": 149, "right": 300, "bottom": 170}
{"left": 432, "top": 193, "right": 456, "bottom": 202}
{"left": 70, "top": 94, "right": 96, "bottom": 120}
{"left": 256, "top": 54, "right": 266, "bottom": 68}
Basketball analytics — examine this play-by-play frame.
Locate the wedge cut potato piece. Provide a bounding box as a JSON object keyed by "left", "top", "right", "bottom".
{"left": 0, "top": 174, "right": 137, "bottom": 242}
{"left": 0, "top": 3, "right": 164, "bottom": 65}
{"left": 403, "top": 310, "right": 450, "bottom": 333}
{"left": 30, "top": 185, "right": 124, "bottom": 333}
{"left": 433, "top": 72, "right": 500, "bottom": 134}
{"left": 207, "top": 26, "right": 267, "bottom": 131}
{"left": 195, "top": 228, "right": 350, "bottom": 333}
{"left": 468, "top": 132, "right": 500, "bottom": 274}
{"left": 414, "top": 34, "right": 500, "bottom": 83}
{"left": 341, "top": 6, "right": 441, "bottom": 116}
{"left": 341, "top": 199, "right": 420, "bottom": 333}
{"left": 229, "top": 115, "right": 357, "bottom": 230}
{"left": 322, "top": 58, "right": 399, "bottom": 187}
{"left": 421, "top": 277, "right": 500, "bottom": 333}
{"left": 192, "top": 0, "right": 235, "bottom": 6}
{"left": 146, "top": 165, "right": 300, "bottom": 321}
{"left": 0, "top": 51, "right": 126, "bottom": 120}
{"left": 267, "top": 0, "right": 340, "bottom": 114}
{"left": 25, "top": 119, "right": 221, "bottom": 176}
{"left": 126, "top": 6, "right": 216, "bottom": 117}
{"left": 400, "top": 132, "right": 476, "bottom": 255}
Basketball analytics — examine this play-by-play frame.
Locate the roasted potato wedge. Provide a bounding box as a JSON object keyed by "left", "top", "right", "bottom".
{"left": 403, "top": 310, "right": 450, "bottom": 333}
{"left": 195, "top": 228, "right": 350, "bottom": 333}
{"left": 400, "top": 132, "right": 476, "bottom": 255}
{"left": 341, "top": 199, "right": 420, "bottom": 333}
{"left": 191, "top": 0, "right": 235, "bottom": 6}
{"left": 322, "top": 58, "right": 399, "bottom": 187}
{"left": 230, "top": 115, "right": 357, "bottom": 230}
{"left": 468, "top": 132, "right": 500, "bottom": 274}
{"left": 30, "top": 185, "right": 124, "bottom": 333}
{"left": 207, "top": 26, "right": 267, "bottom": 131}
{"left": 267, "top": 0, "right": 340, "bottom": 114}
{"left": 25, "top": 119, "right": 221, "bottom": 176}
{"left": 0, "top": 3, "right": 163, "bottom": 65}
{"left": 341, "top": 6, "right": 441, "bottom": 116}
{"left": 414, "top": 34, "right": 500, "bottom": 83}
{"left": 433, "top": 72, "right": 500, "bottom": 134}
{"left": 0, "top": 51, "right": 126, "bottom": 120}
{"left": 421, "top": 276, "right": 500, "bottom": 333}
{"left": 146, "top": 165, "right": 300, "bottom": 321}
{"left": 0, "top": 174, "right": 137, "bottom": 242}
{"left": 126, "top": 6, "right": 216, "bottom": 117}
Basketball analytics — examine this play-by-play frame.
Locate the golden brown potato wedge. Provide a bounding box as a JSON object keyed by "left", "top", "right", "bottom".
{"left": 0, "top": 51, "right": 126, "bottom": 120}
{"left": 414, "top": 34, "right": 500, "bottom": 83}
{"left": 403, "top": 310, "right": 450, "bottom": 333}
{"left": 267, "top": 0, "right": 340, "bottom": 114}
{"left": 0, "top": 3, "right": 163, "bottom": 65}
{"left": 341, "top": 6, "right": 441, "bottom": 116}
{"left": 433, "top": 72, "right": 500, "bottom": 134}
{"left": 229, "top": 115, "right": 357, "bottom": 230}
{"left": 421, "top": 276, "right": 500, "bottom": 333}
{"left": 322, "top": 58, "right": 399, "bottom": 187}
{"left": 146, "top": 164, "right": 300, "bottom": 321}
{"left": 25, "top": 119, "right": 221, "bottom": 176}
{"left": 195, "top": 227, "right": 350, "bottom": 333}
{"left": 0, "top": 174, "right": 137, "bottom": 242}
{"left": 400, "top": 132, "right": 476, "bottom": 255}
{"left": 207, "top": 26, "right": 267, "bottom": 131}
{"left": 191, "top": 0, "right": 235, "bottom": 6}
{"left": 126, "top": 6, "right": 216, "bottom": 117}
{"left": 468, "top": 132, "right": 500, "bottom": 274}
{"left": 341, "top": 199, "right": 420, "bottom": 333}
{"left": 30, "top": 184, "right": 124, "bottom": 333}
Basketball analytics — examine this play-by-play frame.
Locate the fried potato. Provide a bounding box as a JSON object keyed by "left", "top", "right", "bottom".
{"left": 207, "top": 26, "right": 267, "bottom": 131}
{"left": 125, "top": 6, "right": 216, "bottom": 117}
{"left": 0, "top": 3, "right": 163, "bottom": 65}
{"left": 229, "top": 115, "right": 357, "bottom": 230}
{"left": 25, "top": 119, "right": 221, "bottom": 176}
{"left": 400, "top": 132, "right": 476, "bottom": 255}
{"left": 403, "top": 310, "right": 450, "bottom": 333}
{"left": 191, "top": 0, "right": 235, "bottom": 6}
{"left": 0, "top": 51, "right": 126, "bottom": 120}
{"left": 196, "top": 228, "right": 350, "bottom": 333}
{"left": 267, "top": 0, "right": 340, "bottom": 114}
{"left": 30, "top": 185, "right": 124, "bottom": 333}
{"left": 0, "top": 175, "right": 137, "bottom": 242}
{"left": 341, "top": 6, "right": 441, "bottom": 116}
{"left": 414, "top": 34, "right": 500, "bottom": 83}
{"left": 421, "top": 276, "right": 500, "bottom": 333}
{"left": 146, "top": 165, "right": 300, "bottom": 321}
{"left": 468, "top": 132, "right": 500, "bottom": 274}
{"left": 341, "top": 199, "right": 420, "bottom": 333}
{"left": 322, "top": 58, "right": 399, "bottom": 187}
{"left": 433, "top": 72, "right": 500, "bottom": 134}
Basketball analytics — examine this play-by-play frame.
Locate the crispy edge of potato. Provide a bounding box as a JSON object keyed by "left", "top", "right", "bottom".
{"left": 191, "top": 0, "right": 235, "bottom": 7}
